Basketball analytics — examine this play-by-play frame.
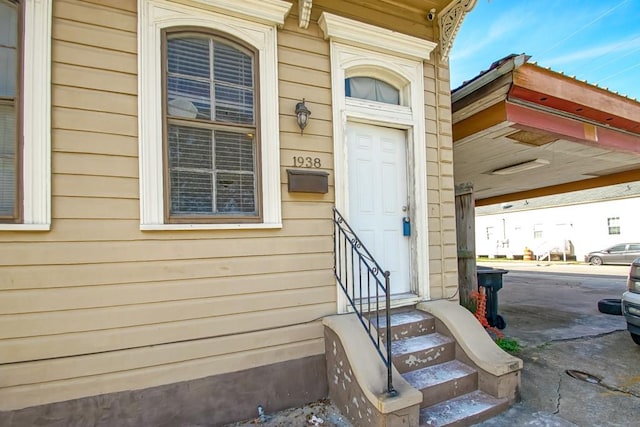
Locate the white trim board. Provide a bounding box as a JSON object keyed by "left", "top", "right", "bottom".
{"left": 0, "top": 0, "right": 52, "bottom": 231}
{"left": 318, "top": 12, "right": 436, "bottom": 61}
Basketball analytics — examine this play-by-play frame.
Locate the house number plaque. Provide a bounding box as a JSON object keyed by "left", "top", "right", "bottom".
{"left": 292, "top": 156, "right": 322, "bottom": 168}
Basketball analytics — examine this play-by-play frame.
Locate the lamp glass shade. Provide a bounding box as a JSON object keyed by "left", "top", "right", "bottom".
{"left": 295, "top": 100, "right": 311, "bottom": 132}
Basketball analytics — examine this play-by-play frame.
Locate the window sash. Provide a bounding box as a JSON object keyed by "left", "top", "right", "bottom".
{"left": 163, "top": 31, "right": 259, "bottom": 222}
{"left": 0, "top": 0, "right": 20, "bottom": 221}
{"left": 533, "top": 224, "right": 543, "bottom": 239}
{"left": 607, "top": 217, "right": 621, "bottom": 235}
{"left": 167, "top": 122, "right": 257, "bottom": 217}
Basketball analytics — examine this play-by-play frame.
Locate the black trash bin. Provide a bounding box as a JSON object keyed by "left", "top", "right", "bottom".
{"left": 476, "top": 266, "right": 508, "bottom": 329}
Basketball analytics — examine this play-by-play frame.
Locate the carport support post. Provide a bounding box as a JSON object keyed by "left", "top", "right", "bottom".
{"left": 455, "top": 183, "right": 477, "bottom": 306}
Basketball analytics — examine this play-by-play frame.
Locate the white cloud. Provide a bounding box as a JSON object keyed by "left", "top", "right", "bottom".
{"left": 541, "top": 34, "right": 640, "bottom": 67}
{"left": 451, "top": 8, "right": 527, "bottom": 61}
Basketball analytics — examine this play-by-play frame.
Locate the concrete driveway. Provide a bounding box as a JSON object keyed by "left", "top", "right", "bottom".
{"left": 474, "top": 261, "right": 640, "bottom": 427}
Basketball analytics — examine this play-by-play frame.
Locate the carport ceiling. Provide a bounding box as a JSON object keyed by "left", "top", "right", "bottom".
{"left": 452, "top": 54, "right": 640, "bottom": 206}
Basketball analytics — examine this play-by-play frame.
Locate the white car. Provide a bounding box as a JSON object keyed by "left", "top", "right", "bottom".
{"left": 622, "top": 257, "right": 640, "bottom": 345}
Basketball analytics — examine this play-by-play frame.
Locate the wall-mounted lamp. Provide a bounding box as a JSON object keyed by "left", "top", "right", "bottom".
{"left": 295, "top": 98, "right": 311, "bottom": 134}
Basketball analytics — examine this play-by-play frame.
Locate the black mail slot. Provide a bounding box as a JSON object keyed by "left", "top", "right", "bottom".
{"left": 287, "top": 169, "right": 329, "bottom": 193}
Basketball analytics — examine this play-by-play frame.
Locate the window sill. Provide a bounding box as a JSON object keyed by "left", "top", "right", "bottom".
{"left": 140, "top": 222, "right": 282, "bottom": 231}
{"left": 0, "top": 223, "right": 51, "bottom": 231}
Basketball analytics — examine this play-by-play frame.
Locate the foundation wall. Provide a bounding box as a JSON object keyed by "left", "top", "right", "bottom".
{"left": 0, "top": 355, "right": 327, "bottom": 427}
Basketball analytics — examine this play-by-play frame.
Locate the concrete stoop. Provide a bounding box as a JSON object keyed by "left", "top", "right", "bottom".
{"left": 323, "top": 300, "right": 521, "bottom": 427}
{"left": 378, "top": 309, "right": 510, "bottom": 426}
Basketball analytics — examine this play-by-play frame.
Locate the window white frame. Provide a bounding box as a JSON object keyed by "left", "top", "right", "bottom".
{"left": 0, "top": 0, "right": 52, "bottom": 231}
{"left": 319, "top": 12, "right": 436, "bottom": 308}
{"left": 138, "top": 0, "right": 290, "bottom": 230}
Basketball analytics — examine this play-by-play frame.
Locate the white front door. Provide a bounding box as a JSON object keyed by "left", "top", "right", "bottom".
{"left": 346, "top": 122, "right": 411, "bottom": 295}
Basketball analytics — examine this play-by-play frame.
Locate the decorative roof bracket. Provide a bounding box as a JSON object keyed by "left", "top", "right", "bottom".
{"left": 299, "top": 0, "right": 312, "bottom": 29}
{"left": 438, "top": 0, "right": 477, "bottom": 62}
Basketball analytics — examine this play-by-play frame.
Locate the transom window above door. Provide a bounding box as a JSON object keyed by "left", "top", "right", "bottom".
{"left": 164, "top": 31, "right": 259, "bottom": 222}
{"left": 345, "top": 77, "right": 399, "bottom": 105}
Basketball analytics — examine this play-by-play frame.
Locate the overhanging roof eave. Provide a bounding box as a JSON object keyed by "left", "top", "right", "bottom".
{"left": 451, "top": 53, "right": 528, "bottom": 103}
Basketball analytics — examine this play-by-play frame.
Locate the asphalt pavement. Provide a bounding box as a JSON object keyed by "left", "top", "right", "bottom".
{"left": 473, "top": 261, "right": 640, "bottom": 427}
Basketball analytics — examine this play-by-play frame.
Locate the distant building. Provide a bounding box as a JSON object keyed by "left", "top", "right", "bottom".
{"left": 475, "top": 182, "right": 640, "bottom": 261}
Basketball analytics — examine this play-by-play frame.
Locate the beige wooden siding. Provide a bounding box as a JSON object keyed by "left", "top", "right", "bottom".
{"left": 0, "top": 0, "right": 458, "bottom": 411}
{"left": 0, "top": 1, "right": 336, "bottom": 410}
{"left": 278, "top": 10, "right": 335, "bottom": 253}
{"left": 312, "top": 0, "right": 436, "bottom": 40}
{"left": 0, "top": 323, "right": 325, "bottom": 410}
{"left": 425, "top": 57, "right": 460, "bottom": 300}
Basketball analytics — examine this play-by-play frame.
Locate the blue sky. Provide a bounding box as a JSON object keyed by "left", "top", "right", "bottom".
{"left": 450, "top": 0, "right": 640, "bottom": 101}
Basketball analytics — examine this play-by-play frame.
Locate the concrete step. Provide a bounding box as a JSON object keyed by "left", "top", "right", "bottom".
{"left": 419, "top": 390, "right": 510, "bottom": 427}
{"left": 391, "top": 333, "right": 455, "bottom": 374}
{"left": 373, "top": 310, "right": 436, "bottom": 342}
{"left": 402, "top": 359, "right": 478, "bottom": 408}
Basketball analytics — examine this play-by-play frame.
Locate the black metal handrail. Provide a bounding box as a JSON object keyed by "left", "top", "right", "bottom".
{"left": 332, "top": 208, "right": 398, "bottom": 397}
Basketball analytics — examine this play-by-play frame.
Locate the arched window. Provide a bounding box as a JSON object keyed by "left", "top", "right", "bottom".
{"left": 345, "top": 76, "right": 399, "bottom": 105}
{"left": 163, "top": 31, "right": 258, "bottom": 220}
{"left": 139, "top": 0, "right": 285, "bottom": 229}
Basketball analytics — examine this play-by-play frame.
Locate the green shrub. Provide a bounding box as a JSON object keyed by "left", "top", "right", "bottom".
{"left": 495, "top": 337, "right": 521, "bottom": 354}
